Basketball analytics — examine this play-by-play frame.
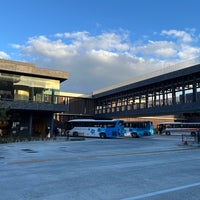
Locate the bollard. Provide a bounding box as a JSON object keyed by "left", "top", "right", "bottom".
{"left": 183, "top": 136, "right": 188, "bottom": 145}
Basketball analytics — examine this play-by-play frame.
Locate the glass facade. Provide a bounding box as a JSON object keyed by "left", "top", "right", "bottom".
{"left": 0, "top": 72, "right": 60, "bottom": 104}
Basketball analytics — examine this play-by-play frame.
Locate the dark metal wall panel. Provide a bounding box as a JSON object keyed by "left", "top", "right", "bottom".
{"left": 94, "top": 64, "right": 200, "bottom": 119}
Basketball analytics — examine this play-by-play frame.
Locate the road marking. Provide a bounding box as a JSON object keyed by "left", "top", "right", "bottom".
{"left": 122, "top": 182, "right": 200, "bottom": 200}
{"left": 8, "top": 147, "right": 198, "bottom": 165}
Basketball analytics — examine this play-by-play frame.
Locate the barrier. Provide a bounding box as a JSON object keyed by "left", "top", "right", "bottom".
{"left": 182, "top": 131, "right": 200, "bottom": 145}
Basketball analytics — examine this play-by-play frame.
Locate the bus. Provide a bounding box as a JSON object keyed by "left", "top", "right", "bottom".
{"left": 65, "top": 119, "right": 124, "bottom": 138}
{"left": 124, "top": 121, "right": 154, "bottom": 138}
{"left": 157, "top": 122, "right": 200, "bottom": 136}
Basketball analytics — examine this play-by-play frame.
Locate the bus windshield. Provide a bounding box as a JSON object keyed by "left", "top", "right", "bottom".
{"left": 124, "top": 121, "right": 154, "bottom": 138}
{"left": 65, "top": 119, "right": 124, "bottom": 138}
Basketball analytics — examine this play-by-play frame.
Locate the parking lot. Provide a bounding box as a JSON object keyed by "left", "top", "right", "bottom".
{"left": 1, "top": 135, "right": 200, "bottom": 200}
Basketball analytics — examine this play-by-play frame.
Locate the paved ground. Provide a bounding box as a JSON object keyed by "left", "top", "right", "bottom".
{"left": 0, "top": 135, "right": 200, "bottom": 200}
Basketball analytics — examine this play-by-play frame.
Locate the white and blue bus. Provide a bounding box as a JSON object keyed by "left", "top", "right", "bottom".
{"left": 65, "top": 119, "right": 124, "bottom": 138}
{"left": 124, "top": 121, "right": 154, "bottom": 138}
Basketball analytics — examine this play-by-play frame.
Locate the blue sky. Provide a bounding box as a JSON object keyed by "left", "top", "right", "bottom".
{"left": 1, "top": 0, "right": 200, "bottom": 94}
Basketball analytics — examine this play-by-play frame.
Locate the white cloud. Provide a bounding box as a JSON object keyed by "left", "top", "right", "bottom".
{"left": 178, "top": 44, "right": 200, "bottom": 59}
{"left": 161, "top": 30, "right": 194, "bottom": 43}
{"left": 21, "top": 36, "right": 77, "bottom": 58}
{"left": 155, "top": 48, "right": 177, "bottom": 58}
{"left": 132, "top": 40, "right": 177, "bottom": 58}
{"left": 89, "top": 50, "right": 118, "bottom": 62}
{"left": 0, "top": 51, "right": 10, "bottom": 59}
{"left": 10, "top": 29, "right": 200, "bottom": 94}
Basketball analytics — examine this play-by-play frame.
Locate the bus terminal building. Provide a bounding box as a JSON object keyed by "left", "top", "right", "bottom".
{"left": 0, "top": 59, "right": 70, "bottom": 137}
{"left": 1, "top": 58, "right": 200, "bottom": 137}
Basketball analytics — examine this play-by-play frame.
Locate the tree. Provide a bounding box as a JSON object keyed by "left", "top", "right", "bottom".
{"left": 0, "top": 103, "right": 10, "bottom": 135}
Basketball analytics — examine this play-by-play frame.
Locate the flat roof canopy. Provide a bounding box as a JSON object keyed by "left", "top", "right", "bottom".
{"left": 0, "top": 58, "right": 68, "bottom": 82}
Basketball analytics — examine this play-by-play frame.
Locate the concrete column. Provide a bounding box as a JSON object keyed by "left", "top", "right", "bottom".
{"left": 28, "top": 113, "right": 32, "bottom": 136}
{"left": 172, "top": 86, "right": 176, "bottom": 105}
{"left": 50, "top": 113, "right": 54, "bottom": 137}
{"left": 193, "top": 79, "right": 197, "bottom": 103}
{"left": 51, "top": 89, "right": 55, "bottom": 104}
{"left": 162, "top": 89, "right": 165, "bottom": 106}
{"left": 182, "top": 83, "right": 186, "bottom": 103}
{"left": 145, "top": 93, "right": 148, "bottom": 109}
{"left": 154, "top": 91, "right": 157, "bottom": 107}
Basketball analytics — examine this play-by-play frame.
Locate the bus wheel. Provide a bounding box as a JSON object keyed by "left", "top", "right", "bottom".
{"left": 100, "top": 133, "right": 106, "bottom": 139}
{"left": 191, "top": 132, "right": 196, "bottom": 136}
{"left": 73, "top": 132, "right": 78, "bottom": 137}
{"left": 166, "top": 131, "right": 170, "bottom": 135}
{"left": 131, "top": 132, "right": 138, "bottom": 138}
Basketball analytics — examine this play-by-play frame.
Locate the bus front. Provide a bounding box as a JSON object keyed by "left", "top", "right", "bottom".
{"left": 111, "top": 120, "right": 124, "bottom": 138}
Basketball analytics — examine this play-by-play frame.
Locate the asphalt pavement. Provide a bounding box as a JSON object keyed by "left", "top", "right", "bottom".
{"left": 0, "top": 135, "right": 200, "bottom": 200}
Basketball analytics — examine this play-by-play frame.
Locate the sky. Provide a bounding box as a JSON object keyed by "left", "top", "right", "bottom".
{"left": 1, "top": 0, "right": 200, "bottom": 94}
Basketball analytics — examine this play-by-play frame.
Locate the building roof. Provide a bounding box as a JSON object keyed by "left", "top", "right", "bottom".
{"left": 92, "top": 57, "right": 200, "bottom": 98}
{"left": 0, "top": 58, "right": 68, "bottom": 82}
{"left": 59, "top": 91, "right": 92, "bottom": 98}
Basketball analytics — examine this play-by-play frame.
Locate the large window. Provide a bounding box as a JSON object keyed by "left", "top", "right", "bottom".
{"left": 0, "top": 72, "right": 60, "bottom": 104}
